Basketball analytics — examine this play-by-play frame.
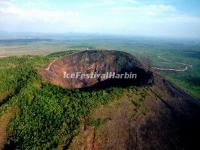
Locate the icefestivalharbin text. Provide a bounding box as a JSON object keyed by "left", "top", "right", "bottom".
{"left": 63, "top": 72, "right": 137, "bottom": 79}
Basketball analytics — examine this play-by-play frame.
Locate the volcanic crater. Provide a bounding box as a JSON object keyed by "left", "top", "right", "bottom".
{"left": 39, "top": 50, "right": 153, "bottom": 89}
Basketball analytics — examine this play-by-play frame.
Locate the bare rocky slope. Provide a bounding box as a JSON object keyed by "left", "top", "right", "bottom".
{"left": 69, "top": 74, "right": 200, "bottom": 150}
{"left": 39, "top": 50, "right": 153, "bottom": 89}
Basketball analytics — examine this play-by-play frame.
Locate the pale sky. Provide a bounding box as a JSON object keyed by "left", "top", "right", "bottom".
{"left": 0, "top": 0, "right": 200, "bottom": 39}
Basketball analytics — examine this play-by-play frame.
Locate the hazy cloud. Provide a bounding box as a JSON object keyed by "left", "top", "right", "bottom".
{"left": 0, "top": 0, "right": 200, "bottom": 39}
{"left": 0, "top": 0, "right": 15, "bottom": 6}
{"left": 0, "top": 6, "right": 80, "bottom": 23}
{"left": 110, "top": 4, "right": 176, "bottom": 16}
{"left": 80, "top": 0, "right": 139, "bottom": 8}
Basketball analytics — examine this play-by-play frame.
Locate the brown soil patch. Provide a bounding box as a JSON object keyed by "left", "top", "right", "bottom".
{"left": 0, "top": 107, "right": 17, "bottom": 150}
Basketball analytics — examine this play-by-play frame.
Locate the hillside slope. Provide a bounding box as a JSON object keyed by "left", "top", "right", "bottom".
{"left": 39, "top": 50, "right": 200, "bottom": 150}
{"left": 69, "top": 74, "right": 200, "bottom": 150}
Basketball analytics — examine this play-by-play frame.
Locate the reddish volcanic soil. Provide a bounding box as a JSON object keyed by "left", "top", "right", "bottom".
{"left": 69, "top": 74, "right": 200, "bottom": 150}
